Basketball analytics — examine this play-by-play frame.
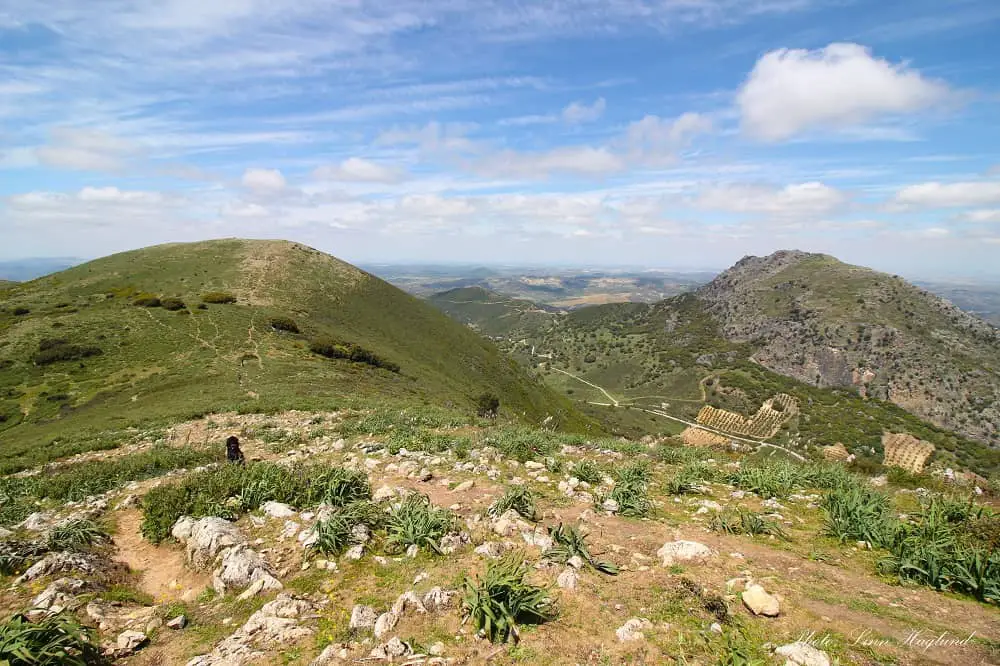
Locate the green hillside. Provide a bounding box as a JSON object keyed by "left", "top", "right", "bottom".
{"left": 0, "top": 239, "right": 592, "bottom": 471}
{"left": 427, "top": 286, "right": 563, "bottom": 338}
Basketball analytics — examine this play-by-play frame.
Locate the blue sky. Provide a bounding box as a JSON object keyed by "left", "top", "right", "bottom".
{"left": 1, "top": 0, "right": 999, "bottom": 278}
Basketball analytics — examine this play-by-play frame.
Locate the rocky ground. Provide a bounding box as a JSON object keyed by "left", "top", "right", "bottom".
{"left": 1, "top": 409, "right": 998, "bottom": 665}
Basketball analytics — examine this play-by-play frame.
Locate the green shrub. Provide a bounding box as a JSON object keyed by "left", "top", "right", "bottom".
{"left": 160, "top": 297, "right": 186, "bottom": 311}
{"left": 488, "top": 485, "right": 537, "bottom": 521}
{"left": 46, "top": 520, "right": 109, "bottom": 551}
{"left": 269, "top": 316, "right": 300, "bottom": 333}
{"left": 201, "top": 291, "right": 236, "bottom": 304}
{"left": 0, "top": 611, "right": 105, "bottom": 665}
{"left": 132, "top": 293, "right": 161, "bottom": 307}
{"left": 480, "top": 428, "right": 558, "bottom": 463}
{"left": 821, "top": 483, "right": 891, "bottom": 545}
{"left": 12, "top": 307, "right": 30, "bottom": 316}
{"left": 384, "top": 494, "right": 455, "bottom": 555}
{"left": 462, "top": 553, "right": 556, "bottom": 644}
{"left": 476, "top": 392, "right": 500, "bottom": 418}
{"left": 31, "top": 339, "right": 102, "bottom": 366}
{"left": 570, "top": 460, "right": 602, "bottom": 485}
{"left": 310, "top": 338, "right": 400, "bottom": 373}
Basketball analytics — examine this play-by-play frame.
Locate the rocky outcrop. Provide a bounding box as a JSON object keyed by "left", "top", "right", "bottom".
{"left": 173, "top": 516, "right": 282, "bottom": 597}
{"left": 186, "top": 594, "right": 317, "bottom": 666}
{"left": 656, "top": 540, "right": 715, "bottom": 567}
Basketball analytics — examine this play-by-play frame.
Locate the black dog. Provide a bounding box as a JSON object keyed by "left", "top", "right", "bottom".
{"left": 226, "top": 435, "right": 246, "bottom": 465}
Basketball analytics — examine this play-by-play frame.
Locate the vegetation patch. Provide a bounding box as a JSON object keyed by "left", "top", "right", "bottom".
{"left": 310, "top": 338, "right": 400, "bottom": 373}
{"left": 0, "top": 611, "right": 105, "bottom": 666}
{"left": 200, "top": 291, "right": 237, "bottom": 304}
{"left": 462, "top": 553, "right": 556, "bottom": 644}
{"left": 160, "top": 297, "right": 186, "bottom": 311}
{"left": 31, "top": 338, "right": 103, "bottom": 366}
{"left": 268, "top": 316, "right": 300, "bottom": 333}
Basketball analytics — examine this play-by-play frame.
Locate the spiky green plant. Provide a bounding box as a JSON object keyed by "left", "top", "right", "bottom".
{"left": 569, "top": 460, "right": 602, "bottom": 485}
{"left": 385, "top": 494, "right": 455, "bottom": 555}
{"left": 710, "top": 509, "right": 790, "bottom": 541}
{"left": 821, "top": 483, "right": 891, "bottom": 545}
{"left": 462, "top": 553, "right": 556, "bottom": 644}
{"left": 307, "top": 467, "right": 372, "bottom": 507}
{"left": 488, "top": 485, "right": 538, "bottom": 522}
{"left": 0, "top": 611, "right": 104, "bottom": 665}
{"left": 45, "top": 520, "right": 108, "bottom": 552}
{"left": 543, "top": 523, "right": 618, "bottom": 575}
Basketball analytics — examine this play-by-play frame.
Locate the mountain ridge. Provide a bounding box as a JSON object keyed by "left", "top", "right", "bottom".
{"left": 697, "top": 250, "right": 1000, "bottom": 444}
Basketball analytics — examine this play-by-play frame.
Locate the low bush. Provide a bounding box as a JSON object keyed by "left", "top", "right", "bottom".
{"left": 160, "top": 297, "right": 186, "bottom": 311}
{"left": 462, "top": 553, "right": 556, "bottom": 643}
{"left": 488, "top": 485, "right": 537, "bottom": 522}
{"left": 201, "top": 291, "right": 237, "bottom": 304}
{"left": 608, "top": 465, "right": 652, "bottom": 518}
{"left": 269, "top": 316, "right": 300, "bottom": 333}
{"left": 309, "top": 502, "right": 383, "bottom": 557}
{"left": 479, "top": 427, "right": 566, "bottom": 463}
{"left": 132, "top": 293, "right": 161, "bottom": 307}
{"left": 12, "top": 307, "right": 30, "bottom": 316}
{"left": 31, "top": 339, "right": 102, "bottom": 366}
{"left": 0, "top": 611, "right": 105, "bottom": 665}
{"left": 309, "top": 338, "right": 400, "bottom": 373}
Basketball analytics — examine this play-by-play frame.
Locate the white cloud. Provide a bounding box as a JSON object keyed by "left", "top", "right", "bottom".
{"left": 737, "top": 43, "right": 952, "bottom": 141}
{"left": 78, "top": 187, "right": 162, "bottom": 203}
{"left": 698, "top": 182, "right": 847, "bottom": 217}
{"left": 892, "top": 180, "right": 1000, "bottom": 209}
{"left": 624, "top": 113, "right": 713, "bottom": 163}
{"left": 562, "top": 97, "right": 606, "bottom": 124}
{"left": 376, "top": 122, "right": 480, "bottom": 154}
{"left": 958, "top": 209, "right": 1000, "bottom": 223}
{"left": 241, "top": 168, "right": 287, "bottom": 193}
{"left": 481, "top": 146, "right": 624, "bottom": 178}
{"left": 34, "top": 128, "right": 141, "bottom": 172}
{"left": 313, "top": 157, "right": 404, "bottom": 183}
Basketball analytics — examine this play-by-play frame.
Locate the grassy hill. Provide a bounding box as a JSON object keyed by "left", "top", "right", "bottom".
{"left": 427, "top": 286, "right": 563, "bottom": 338}
{"left": 0, "top": 239, "right": 592, "bottom": 471}
{"left": 698, "top": 251, "right": 1000, "bottom": 445}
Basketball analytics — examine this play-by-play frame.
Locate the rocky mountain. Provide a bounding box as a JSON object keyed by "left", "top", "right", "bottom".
{"left": 697, "top": 250, "right": 1000, "bottom": 445}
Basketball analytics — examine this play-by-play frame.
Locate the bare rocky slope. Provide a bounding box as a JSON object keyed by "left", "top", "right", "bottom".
{"left": 697, "top": 250, "right": 1000, "bottom": 445}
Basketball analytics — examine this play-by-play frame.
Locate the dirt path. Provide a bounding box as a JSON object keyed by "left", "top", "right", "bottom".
{"left": 551, "top": 367, "right": 620, "bottom": 406}
{"left": 113, "top": 510, "right": 209, "bottom": 604}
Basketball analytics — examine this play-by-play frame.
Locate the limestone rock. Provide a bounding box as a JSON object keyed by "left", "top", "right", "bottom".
{"left": 742, "top": 584, "right": 780, "bottom": 617}
{"left": 167, "top": 615, "right": 188, "bottom": 630}
{"left": 182, "top": 517, "right": 247, "bottom": 569}
{"left": 349, "top": 605, "right": 378, "bottom": 630}
{"left": 422, "top": 587, "right": 456, "bottom": 612}
{"left": 213, "top": 544, "right": 282, "bottom": 595}
{"left": 261, "top": 501, "right": 296, "bottom": 519}
{"left": 373, "top": 611, "right": 399, "bottom": 639}
{"left": 775, "top": 642, "right": 831, "bottom": 666}
{"left": 656, "top": 540, "right": 715, "bottom": 567}
{"left": 557, "top": 569, "right": 578, "bottom": 590}
{"left": 616, "top": 618, "right": 653, "bottom": 642}
{"left": 116, "top": 630, "right": 148, "bottom": 653}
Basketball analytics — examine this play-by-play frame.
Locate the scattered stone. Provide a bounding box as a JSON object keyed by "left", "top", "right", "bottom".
{"left": 29, "top": 577, "right": 86, "bottom": 617}
{"left": 616, "top": 618, "right": 653, "bottom": 642}
{"left": 179, "top": 516, "right": 247, "bottom": 569}
{"left": 474, "top": 542, "right": 510, "bottom": 559}
{"left": 557, "top": 569, "right": 578, "bottom": 590}
{"left": 405, "top": 544, "right": 419, "bottom": 558}
{"left": 429, "top": 642, "right": 446, "bottom": 656}
{"left": 567, "top": 555, "right": 585, "bottom": 570}
{"left": 374, "top": 485, "right": 397, "bottom": 502}
{"left": 656, "top": 540, "right": 715, "bottom": 567}
{"left": 601, "top": 498, "right": 620, "bottom": 513}
{"left": 422, "top": 587, "right": 456, "bottom": 612}
{"left": 439, "top": 532, "right": 470, "bottom": 554}
{"left": 86, "top": 601, "right": 157, "bottom": 632}
{"left": 775, "top": 642, "right": 831, "bottom": 666}
{"left": 344, "top": 544, "right": 365, "bottom": 561}
{"left": 710, "top": 622, "right": 723, "bottom": 633}
{"left": 373, "top": 611, "right": 399, "bottom": 639}
{"left": 14, "top": 551, "right": 101, "bottom": 584}
{"left": 350, "top": 605, "right": 378, "bottom": 630}
{"left": 452, "top": 480, "right": 475, "bottom": 493}
{"left": 213, "top": 544, "right": 282, "bottom": 596}
{"left": 392, "top": 591, "right": 427, "bottom": 616}
{"left": 524, "top": 461, "right": 545, "bottom": 471}
{"left": 167, "top": 615, "right": 188, "bottom": 630}
{"left": 261, "top": 501, "right": 296, "bottom": 519}
{"left": 522, "top": 529, "right": 554, "bottom": 550}
{"left": 371, "top": 637, "right": 410, "bottom": 660}
{"left": 116, "top": 630, "right": 148, "bottom": 653}
{"left": 742, "top": 584, "right": 780, "bottom": 617}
